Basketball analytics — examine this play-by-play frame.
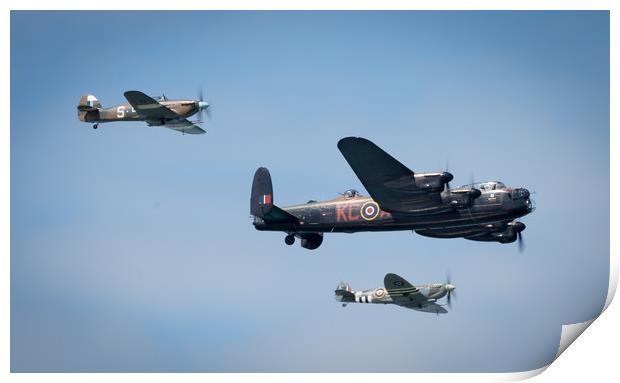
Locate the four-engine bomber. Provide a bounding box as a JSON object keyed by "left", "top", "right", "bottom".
{"left": 251, "top": 137, "right": 534, "bottom": 250}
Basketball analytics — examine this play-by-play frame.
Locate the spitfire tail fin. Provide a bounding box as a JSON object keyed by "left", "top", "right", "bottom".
{"left": 335, "top": 282, "right": 355, "bottom": 302}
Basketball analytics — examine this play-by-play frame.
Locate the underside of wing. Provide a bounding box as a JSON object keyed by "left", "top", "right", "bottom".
{"left": 463, "top": 221, "right": 522, "bottom": 243}
{"left": 402, "top": 301, "right": 448, "bottom": 314}
{"left": 415, "top": 219, "right": 519, "bottom": 243}
{"left": 337, "top": 137, "right": 441, "bottom": 213}
{"left": 384, "top": 273, "right": 427, "bottom": 305}
{"left": 158, "top": 119, "right": 206, "bottom": 134}
{"left": 124, "top": 90, "right": 179, "bottom": 120}
{"left": 415, "top": 226, "right": 488, "bottom": 239}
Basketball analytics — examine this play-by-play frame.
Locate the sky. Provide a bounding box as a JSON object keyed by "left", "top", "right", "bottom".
{"left": 10, "top": 11, "right": 609, "bottom": 372}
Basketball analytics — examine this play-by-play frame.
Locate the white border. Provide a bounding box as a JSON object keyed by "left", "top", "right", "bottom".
{"left": 3, "top": 1, "right": 617, "bottom": 382}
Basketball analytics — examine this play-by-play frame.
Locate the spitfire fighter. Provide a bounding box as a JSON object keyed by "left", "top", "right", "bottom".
{"left": 250, "top": 137, "right": 534, "bottom": 250}
{"left": 335, "top": 273, "right": 456, "bottom": 314}
{"left": 77, "top": 90, "right": 210, "bottom": 134}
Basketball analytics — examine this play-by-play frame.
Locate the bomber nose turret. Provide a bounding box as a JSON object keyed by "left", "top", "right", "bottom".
{"left": 515, "top": 188, "right": 530, "bottom": 199}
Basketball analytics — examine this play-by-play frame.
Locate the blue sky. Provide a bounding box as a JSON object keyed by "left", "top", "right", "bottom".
{"left": 11, "top": 11, "right": 609, "bottom": 372}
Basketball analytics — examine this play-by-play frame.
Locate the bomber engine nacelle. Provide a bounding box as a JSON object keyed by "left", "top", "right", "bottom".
{"left": 443, "top": 187, "right": 482, "bottom": 208}
{"left": 300, "top": 233, "right": 324, "bottom": 250}
{"left": 465, "top": 221, "right": 527, "bottom": 246}
{"left": 491, "top": 221, "right": 526, "bottom": 243}
{"left": 413, "top": 172, "right": 454, "bottom": 192}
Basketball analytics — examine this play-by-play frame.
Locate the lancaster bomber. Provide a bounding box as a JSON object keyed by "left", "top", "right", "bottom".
{"left": 250, "top": 137, "right": 534, "bottom": 250}
{"left": 335, "top": 273, "right": 456, "bottom": 314}
{"left": 77, "top": 90, "right": 210, "bottom": 134}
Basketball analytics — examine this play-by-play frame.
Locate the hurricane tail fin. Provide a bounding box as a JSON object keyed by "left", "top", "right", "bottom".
{"left": 77, "top": 94, "right": 102, "bottom": 111}
{"left": 77, "top": 94, "right": 102, "bottom": 122}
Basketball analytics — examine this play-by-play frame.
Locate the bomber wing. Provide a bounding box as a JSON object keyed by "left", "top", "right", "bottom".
{"left": 415, "top": 219, "right": 522, "bottom": 240}
{"left": 384, "top": 273, "right": 427, "bottom": 306}
{"left": 337, "top": 137, "right": 442, "bottom": 212}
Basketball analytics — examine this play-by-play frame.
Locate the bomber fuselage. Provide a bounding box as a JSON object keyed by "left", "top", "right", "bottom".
{"left": 253, "top": 183, "right": 533, "bottom": 237}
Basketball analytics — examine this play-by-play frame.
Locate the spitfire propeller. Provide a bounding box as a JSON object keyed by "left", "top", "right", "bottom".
{"left": 445, "top": 273, "right": 456, "bottom": 308}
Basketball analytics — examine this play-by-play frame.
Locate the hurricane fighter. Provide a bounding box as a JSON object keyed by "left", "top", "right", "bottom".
{"left": 250, "top": 137, "right": 534, "bottom": 250}
{"left": 77, "top": 90, "right": 210, "bottom": 134}
{"left": 335, "top": 273, "right": 456, "bottom": 314}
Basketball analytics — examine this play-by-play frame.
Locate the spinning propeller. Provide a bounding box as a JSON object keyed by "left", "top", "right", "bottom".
{"left": 443, "top": 160, "right": 452, "bottom": 191}
{"left": 517, "top": 230, "right": 524, "bottom": 253}
{"left": 196, "top": 88, "right": 211, "bottom": 121}
{"left": 508, "top": 221, "right": 526, "bottom": 253}
{"left": 445, "top": 272, "right": 456, "bottom": 308}
{"left": 442, "top": 163, "right": 481, "bottom": 202}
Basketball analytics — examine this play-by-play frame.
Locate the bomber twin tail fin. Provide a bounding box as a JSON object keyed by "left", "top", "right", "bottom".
{"left": 250, "top": 167, "right": 299, "bottom": 224}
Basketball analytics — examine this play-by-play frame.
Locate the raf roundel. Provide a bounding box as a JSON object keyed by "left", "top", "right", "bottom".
{"left": 360, "top": 201, "right": 380, "bottom": 221}
{"left": 374, "top": 288, "right": 385, "bottom": 298}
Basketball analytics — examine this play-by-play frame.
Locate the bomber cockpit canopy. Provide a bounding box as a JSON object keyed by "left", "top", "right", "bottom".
{"left": 342, "top": 189, "right": 362, "bottom": 198}
{"left": 461, "top": 181, "right": 506, "bottom": 191}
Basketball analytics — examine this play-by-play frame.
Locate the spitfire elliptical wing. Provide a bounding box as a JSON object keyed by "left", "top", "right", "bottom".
{"left": 123, "top": 90, "right": 180, "bottom": 120}
{"left": 383, "top": 273, "right": 427, "bottom": 306}
{"left": 404, "top": 301, "right": 448, "bottom": 314}
{"left": 337, "top": 137, "right": 442, "bottom": 213}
